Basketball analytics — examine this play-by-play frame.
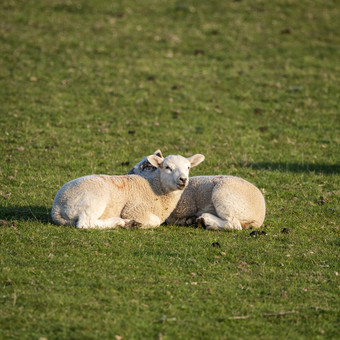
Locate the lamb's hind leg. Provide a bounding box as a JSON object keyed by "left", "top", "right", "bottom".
{"left": 121, "top": 203, "right": 161, "bottom": 229}
{"left": 166, "top": 216, "right": 196, "bottom": 226}
{"left": 196, "top": 213, "right": 242, "bottom": 231}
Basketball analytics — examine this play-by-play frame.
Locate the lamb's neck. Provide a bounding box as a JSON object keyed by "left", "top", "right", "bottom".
{"left": 147, "top": 170, "right": 167, "bottom": 196}
{"left": 147, "top": 171, "right": 183, "bottom": 213}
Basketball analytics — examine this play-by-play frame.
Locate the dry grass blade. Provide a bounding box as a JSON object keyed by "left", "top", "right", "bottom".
{"left": 229, "top": 315, "right": 250, "bottom": 319}
{"left": 263, "top": 310, "right": 295, "bottom": 317}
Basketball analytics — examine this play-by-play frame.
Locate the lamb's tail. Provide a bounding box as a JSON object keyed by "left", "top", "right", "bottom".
{"left": 51, "top": 203, "right": 71, "bottom": 226}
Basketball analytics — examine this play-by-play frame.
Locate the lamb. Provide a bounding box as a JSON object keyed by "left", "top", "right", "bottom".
{"left": 128, "top": 150, "right": 266, "bottom": 231}
{"left": 51, "top": 153, "right": 205, "bottom": 229}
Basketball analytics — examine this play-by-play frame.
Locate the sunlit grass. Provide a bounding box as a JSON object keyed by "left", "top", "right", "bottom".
{"left": 0, "top": 0, "right": 339, "bottom": 339}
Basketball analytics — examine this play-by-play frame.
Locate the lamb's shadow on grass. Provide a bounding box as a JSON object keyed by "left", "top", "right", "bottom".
{"left": 247, "top": 162, "right": 340, "bottom": 174}
{"left": 0, "top": 205, "right": 52, "bottom": 223}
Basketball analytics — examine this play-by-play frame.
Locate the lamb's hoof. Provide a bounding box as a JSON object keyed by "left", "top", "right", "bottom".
{"left": 196, "top": 217, "right": 206, "bottom": 229}
{"left": 124, "top": 220, "right": 142, "bottom": 229}
{"left": 250, "top": 230, "right": 267, "bottom": 237}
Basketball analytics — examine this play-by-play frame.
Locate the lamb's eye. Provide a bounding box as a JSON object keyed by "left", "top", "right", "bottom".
{"left": 166, "top": 166, "right": 172, "bottom": 171}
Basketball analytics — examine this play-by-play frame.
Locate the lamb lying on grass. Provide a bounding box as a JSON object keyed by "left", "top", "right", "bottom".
{"left": 128, "top": 150, "right": 265, "bottom": 231}
{"left": 52, "top": 153, "right": 205, "bottom": 229}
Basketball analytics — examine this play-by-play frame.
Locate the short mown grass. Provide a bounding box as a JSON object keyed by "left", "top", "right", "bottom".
{"left": 0, "top": 0, "right": 339, "bottom": 339}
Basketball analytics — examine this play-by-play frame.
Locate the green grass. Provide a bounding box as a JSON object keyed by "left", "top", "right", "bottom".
{"left": 0, "top": 0, "right": 339, "bottom": 339}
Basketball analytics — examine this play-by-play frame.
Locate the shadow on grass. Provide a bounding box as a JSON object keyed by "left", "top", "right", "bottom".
{"left": 246, "top": 162, "right": 340, "bottom": 174}
{"left": 0, "top": 205, "right": 52, "bottom": 223}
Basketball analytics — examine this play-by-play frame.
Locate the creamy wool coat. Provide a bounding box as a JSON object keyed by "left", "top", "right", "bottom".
{"left": 52, "top": 174, "right": 183, "bottom": 228}
{"left": 166, "top": 175, "right": 266, "bottom": 230}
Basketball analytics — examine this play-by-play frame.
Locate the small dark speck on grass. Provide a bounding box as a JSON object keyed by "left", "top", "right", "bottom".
{"left": 259, "top": 126, "right": 268, "bottom": 132}
{"left": 194, "top": 49, "right": 205, "bottom": 55}
{"left": 281, "top": 28, "right": 291, "bottom": 34}
{"left": 171, "top": 85, "right": 180, "bottom": 90}
{"left": 250, "top": 230, "right": 267, "bottom": 237}
{"left": 212, "top": 242, "right": 221, "bottom": 248}
{"left": 317, "top": 197, "right": 327, "bottom": 206}
{"left": 281, "top": 228, "right": 291, "bottom": 234}
{"left": 254, "top": 108, "right": 263, "bottom": 114}
{"left": 147, "top": 75, "right": 155, "bottom": 81}
{"left": 121, "top": 161, "right": 130, "bottom": 166}
{"left": 128, "top": 130, "right": 135, "bottom": 135}
{"left": 0, "top": 220, "right": 18, "bottom": 229}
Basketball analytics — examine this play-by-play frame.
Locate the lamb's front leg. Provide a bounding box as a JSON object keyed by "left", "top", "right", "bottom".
{"left": 138, "top": 213, "right": 161, "bottom": 229}
{"left": 77, "top": 214, "right": 140, "bottom": 229}
{"left": 196, "top": 213, "right": 242, "bottom": 231}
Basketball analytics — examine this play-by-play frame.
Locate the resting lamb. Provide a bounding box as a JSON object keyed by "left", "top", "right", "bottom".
{"left": 52, "top": 153, "right": 205, "bottom": 229}
{"left": 128, "top": 150, "right": 265, "bottom": 230}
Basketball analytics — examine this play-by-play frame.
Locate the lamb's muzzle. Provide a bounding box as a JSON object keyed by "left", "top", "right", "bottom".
{"left": 177, "top": 176, "right": 187, "bottom": 190}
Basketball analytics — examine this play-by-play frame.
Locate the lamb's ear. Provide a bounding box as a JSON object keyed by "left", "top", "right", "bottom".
{"left": 147, "top": 155, "right": 163, "bottom": 168}
{"left": 187, "top": 154, "right": 205, "bottom": 168}
{"left": 153, "top": 149, "right": 164, "bottom": 159}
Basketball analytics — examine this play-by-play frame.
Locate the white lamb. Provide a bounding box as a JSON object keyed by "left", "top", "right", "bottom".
{"left": 128, "top": 150, "right": 266, "bottom": 231}
{"left": 52, "top": 153, "right": 205, "bottom": 229}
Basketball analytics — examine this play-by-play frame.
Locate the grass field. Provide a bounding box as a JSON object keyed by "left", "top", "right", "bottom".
{"left": 0, "top": 0, "right": 339, "bottom": 339}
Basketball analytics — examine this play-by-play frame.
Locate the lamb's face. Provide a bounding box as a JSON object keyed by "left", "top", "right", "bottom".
{"left": 128, "top": 151, "right": 205, "bottom": 191}
{"left": 159, "top": 155, "right": 191, "bottom": 191}
{"left": 146, "top": 153, "right": 205, "bottom": 192}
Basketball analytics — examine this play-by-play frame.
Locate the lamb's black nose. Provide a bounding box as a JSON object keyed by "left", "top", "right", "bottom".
{"left": 179, "top": 177, "right": 187, "bottom": 184}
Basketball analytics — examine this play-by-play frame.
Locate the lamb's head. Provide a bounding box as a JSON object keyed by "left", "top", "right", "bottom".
{"left": 128, "top": 149, "right": 163, "bottom": 179}
{"left": 147, "top": 153, "right": 204, "bottom": 192}
{"left": 128, "top": 149, "right": 164, "bottom": 179}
